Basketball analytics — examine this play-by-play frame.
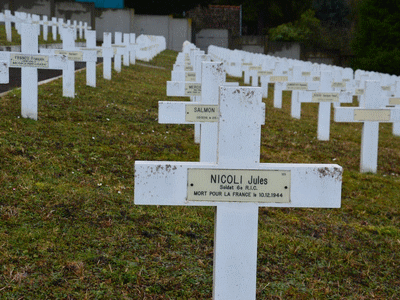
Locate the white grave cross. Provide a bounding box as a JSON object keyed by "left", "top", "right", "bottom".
{"left": 293, "top": 71, "right": 352, "bottom": 140}
{"left": 40, "top": 27, "right": 97, "bottom": 98}
{"left": 335, "top": 80, "right": 400, "bottom": 173}
{"left": 0, "top": 22, "right": 68, "bottom": 120}
{"left": 135, "top": 85, "right": 342, "bottom": 299}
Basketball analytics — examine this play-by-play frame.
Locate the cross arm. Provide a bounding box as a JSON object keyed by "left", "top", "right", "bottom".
{"left": 0, "top": 52, "right": 69, "bottom": 70}
{"left": 297, "top": 91, "right": 352, "bottom": 103}
{"left": 166, "top": 81, "right": 201, "bottom": 97}
{"left": 334, "top": 107, "right": 400, "bottom": 122}
{"left": 40, "top": 48, "right": 97, "bottom": 62}
{"left": 134, "top": 161, "right": 342, "bottom": 208}
{"left": 159, "top": 101, "right": 219, "bottom": 124}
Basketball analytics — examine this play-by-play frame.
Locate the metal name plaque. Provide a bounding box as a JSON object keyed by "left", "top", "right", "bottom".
{"left": 355, "top": 89, "right": 364, "bottom": 95}
{"left": 312, "top": 92, "right": 339, "bottom": 102}
{"left": 354, "top": 109, "right": 391, "bottom": 122}
{"left": 185, "top": 104, "right": 219, "bottom": 122}
{"left": 258, "top": 71, "right": 273, "bottom": 76}
{"left": 184, "top": 83, "right": 202, "bottom": 96}
{"left": 332, "top": 82, "right": 346, "bottom": 88}
{"left": 185, "top": 72, "right": 196, "bottom": 82}
{"left": 286, "top": 82, "right": 308, "bottom": 90}
{"left": 187, "top": 169, "right": 291, "bottom": 203}
{"left": 10, "top": 54, "right": 49, "bottom": 68}
{"left": 249, "top": 66, "right": 262, "bottom": 71}
{"left": 389, "top": 98, "right": 400, "bottom": 105}
{"left": 81, "top": 48, "right": 102, "bottom": 57}
{"left": 270, "top": 76, "right": 288, "bottom": 82}
{"left": 55, "top": 50, "right": 83, "bottom": 61}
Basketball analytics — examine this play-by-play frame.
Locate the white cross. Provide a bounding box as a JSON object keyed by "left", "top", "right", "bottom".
{"left": 80, "top": 31, "right": 114, "bottom": 81}
{"left": 80, "top": 30, "right": 97, "bottom": 87}
{"left": 0, "top": 22, "right": 68, "bottom": 120}
{"left": 167, "top": 52, "right": 210, "bottom": 144}
{"left": 40, "top": 26, "right": 97, "bottom": 98}
{"left": 389, "top": 81, "right": 400, "bottom": 136}
{"left": 335, "top": 80, "right": 400, "bottom": 173}
{"left": 292, "top": 71, "right": 352, "bottom": 140}
{"left": 135, "top": 83, "right": 342, "bottom": 299}
{"left": 101, "top": 32, "right": 114, "bottom": 80}
{"left": 128, "top": 33, "right": 137, "bottom": 65}
{"left": 112, "top": 32, "right": 127, "bottom": 72}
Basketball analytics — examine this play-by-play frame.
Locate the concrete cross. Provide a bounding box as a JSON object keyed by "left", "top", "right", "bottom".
{"left": 292, "top": 71, "right": 352, "bottom": 140}
{"left": 40, "top": 26, "right": 97, "bottom": 98}
{"left": 112, "top": 32, "right": 126, "bottom": 72}
{"left": 335, "top": 80, "right": 400, "bottom": 173}
{"left": 135, "top": 83, "right": 342, "bottom": 299}
{"left": 0, "top": 22, "right": 68, "bottom": 120}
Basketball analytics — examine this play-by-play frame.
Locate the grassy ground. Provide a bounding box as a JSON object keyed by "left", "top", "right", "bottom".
{"left": 0, "top": 49, "right": 399, "bottom": 299}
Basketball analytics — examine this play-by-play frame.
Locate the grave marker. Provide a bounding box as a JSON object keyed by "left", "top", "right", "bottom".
{"left": 135, "top": 85, "right": 342, "bottom": 299}
{"left": 129, "top": 33, "right": 137, "bottom": 65}
{"left": 335, "top": 80, "right": 400, "bottom": 173}
{"left": 292, "top": 71, "right": 352, "bottom": 140}
{"left": 389, "top": 81, "right": 400, "bottom": 136}
{"left": 112, "top": 32, "right": 126, "bottom": 72}
{"left": 80, "top": 30, "right": 97, "bottom": 87}
{"left": 40, "top": 27, "right": 97, "bottom": 97}
{"left": 0, "top": 22, "right": 68, "bottom": 120}
{"left": 102, "top": 32, "right": 114, "bottom": 80}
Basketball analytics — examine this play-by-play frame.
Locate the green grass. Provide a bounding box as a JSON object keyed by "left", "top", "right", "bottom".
{"left": 0, "top": 50, "right": 399, "bottom": 299}
{"left": 0, "top": 24, "right": 84, "bottom": 46}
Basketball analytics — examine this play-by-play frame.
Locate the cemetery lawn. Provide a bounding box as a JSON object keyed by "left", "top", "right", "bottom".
{"left": 0, "top": 50, "right": 399, "bottom": 299}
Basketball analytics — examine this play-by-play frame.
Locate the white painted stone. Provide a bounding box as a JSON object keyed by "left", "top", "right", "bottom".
{"left": 335, "top": 80, "right": 400, "bottom": 173}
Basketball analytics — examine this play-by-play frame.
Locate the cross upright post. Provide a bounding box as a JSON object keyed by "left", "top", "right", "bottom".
{"left": 102, "top": 32, "right": 114, "bottom": 80}
{"left": 82, "top": 30, "right": 97, "bottom": 87}
{"left": 113, "top": 32, "right": 125, "bottom": 72}
{"left": 389, "top": 80, "right": 400, "bottom": 136}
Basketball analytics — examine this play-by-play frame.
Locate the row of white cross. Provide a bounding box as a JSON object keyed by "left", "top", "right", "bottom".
{"left": 134, "top": 42, "right": 343, "bottom": 299}
{"left": 207, "top": 45, "right": 400, "bottom": 174}
{"left": 0, "top": 21, "right": 166, "bottom": 120}
{"left": 0, "top": 9, "right": 90, "bottom": 42}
